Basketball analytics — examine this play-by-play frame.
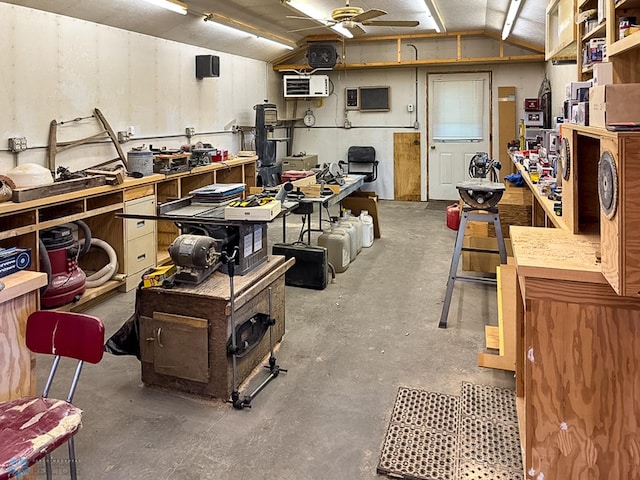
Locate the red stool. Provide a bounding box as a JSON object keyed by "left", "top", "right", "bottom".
{"left": 0, "top": 311, "right": 104, "bottom": 480}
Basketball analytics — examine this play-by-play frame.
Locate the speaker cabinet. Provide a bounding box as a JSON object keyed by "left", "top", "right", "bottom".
{"left": 307, "top": 44, "right": 337, "bottom": 69}
{"left": 195, "top": 55, "right": 219, "bottom": 78}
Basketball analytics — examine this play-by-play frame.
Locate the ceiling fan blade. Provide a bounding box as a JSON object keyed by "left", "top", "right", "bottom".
{"left": 345, "top": 24, "right": 367, "bottom": 36}
{"left": 350, "top": 9, "right": 387, "bottom": 23}
{"left": 361, "top": 20, "right": 420, "bottom": 27}
{"left": 288, "top": 24, "right": 334, "bottom": 33}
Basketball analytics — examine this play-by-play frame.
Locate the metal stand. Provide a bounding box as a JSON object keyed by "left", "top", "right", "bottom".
{"left": 222, "top": 249, "right": 286, "bottom": 410}
{"left": 438, "top": 206, "right": 507, "bottom": 329}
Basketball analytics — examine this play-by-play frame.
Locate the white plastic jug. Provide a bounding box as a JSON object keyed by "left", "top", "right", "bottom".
{"left": 360, "top": 210, "right": 374, "bottom": 248}
{"left": 341, "top": 210, "right": 363, "bottom": 254}
{"left": 318, "top": 227, "right": 350, "bottom": 272}
{"left": 338, "top": 219, "right": 358, "bottom": 262}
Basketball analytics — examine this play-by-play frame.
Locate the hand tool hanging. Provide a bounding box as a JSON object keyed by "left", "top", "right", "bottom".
{"left": 222, "top": 248, "right": 287, "bottom": 410}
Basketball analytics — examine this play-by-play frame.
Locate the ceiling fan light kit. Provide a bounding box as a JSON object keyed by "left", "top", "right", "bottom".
{"left": 283, "top": 0, "right": 420, "bottom": 38}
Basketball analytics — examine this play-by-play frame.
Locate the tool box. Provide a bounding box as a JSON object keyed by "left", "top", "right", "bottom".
{"left": 272, "top": 243, "right": 328, "bottom": 290}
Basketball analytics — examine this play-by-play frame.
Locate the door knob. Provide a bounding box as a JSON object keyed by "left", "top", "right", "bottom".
{"left": 430, "top": 145, "right": 436, "bottom": 150}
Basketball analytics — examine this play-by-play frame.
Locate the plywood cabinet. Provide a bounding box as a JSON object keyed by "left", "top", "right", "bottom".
{"left": 546, "top": 0, "right": 577, "bottom": 60}
{"left": 560, "top": 124, "right": 640, "bottom": 297}
{"left": 138, "top": 256, "right": 291, "bottom": 399}
{"left": 511, "top": 226, "right": 640, "bottom": 480}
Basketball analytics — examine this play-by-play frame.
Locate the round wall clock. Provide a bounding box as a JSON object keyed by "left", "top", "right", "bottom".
{"left": 303, "top": 110, "right": 316, "bottom": 127}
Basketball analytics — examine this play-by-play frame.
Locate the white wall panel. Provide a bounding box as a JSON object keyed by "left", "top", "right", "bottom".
{"left": 0, "top": 3, "right": 267, "bottom": 174}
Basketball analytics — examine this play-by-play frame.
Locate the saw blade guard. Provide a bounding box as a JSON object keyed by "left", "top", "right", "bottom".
{"left": 456, "top": 180, "right": 505, "bottom": 209}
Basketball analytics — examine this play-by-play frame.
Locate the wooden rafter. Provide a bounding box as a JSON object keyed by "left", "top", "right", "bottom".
{"left": 272, "top": 30, "right": 544, "bottom": 71}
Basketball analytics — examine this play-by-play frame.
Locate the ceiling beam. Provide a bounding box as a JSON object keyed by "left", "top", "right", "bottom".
{"left": 272, "top": 30, "right": 545, "bottom": 70}
{"left": 273, "top": 54, "right": 545, "bottom": 72}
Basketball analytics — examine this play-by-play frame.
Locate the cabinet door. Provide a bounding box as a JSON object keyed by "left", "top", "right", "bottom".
{"left": 526, "top": 283, "right": 640, "bottom": 479}
{"left": 141, "top": 312, "right": 209, "bottom": 383}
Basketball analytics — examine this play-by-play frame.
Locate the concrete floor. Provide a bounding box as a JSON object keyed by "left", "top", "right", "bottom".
{"left": 38, "top": 200, "right": 515, "bottom": 479}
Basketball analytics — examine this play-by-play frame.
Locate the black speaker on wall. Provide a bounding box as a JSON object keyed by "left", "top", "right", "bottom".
{"left": 307, "top": 44, "right": 337, "bottom": 69}
{"left": 196, "top": 55, "right": 220, "bottom": 79}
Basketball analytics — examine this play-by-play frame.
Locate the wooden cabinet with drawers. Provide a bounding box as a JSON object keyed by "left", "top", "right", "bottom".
{"left": 0, "top": 156, "right": 257, "bottom": 310}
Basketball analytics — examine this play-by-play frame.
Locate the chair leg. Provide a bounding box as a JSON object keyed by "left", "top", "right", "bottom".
{"left": 68, "top": 437, "right": 78, "bottom": 480}
{"left": 45, "top": 452, "right": 53, "bottom": 480}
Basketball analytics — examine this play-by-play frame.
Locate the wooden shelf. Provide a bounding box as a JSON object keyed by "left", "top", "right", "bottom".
{"left": 615, "top": 0, "right": 640, "bottom": 8}
{"left": 511, "top": 159, "right": 567, "bottom": 230}
{"left": 582, "top": 21, "right": 606, "bottom": 41}
{"left": 608, "top": 30, "right": 640, "bottom": 56}
{"left": 0, "top": 156, "right": 258, "bottom": 308}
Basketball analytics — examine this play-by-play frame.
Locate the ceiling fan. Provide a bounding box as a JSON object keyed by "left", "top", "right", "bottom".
{"left": 285, "top": 0, "right": 419, "bottom": 36}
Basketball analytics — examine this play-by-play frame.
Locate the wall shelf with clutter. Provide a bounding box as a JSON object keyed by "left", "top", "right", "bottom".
{"left": 575, "top": 0, "right": 607, "bottom": 82}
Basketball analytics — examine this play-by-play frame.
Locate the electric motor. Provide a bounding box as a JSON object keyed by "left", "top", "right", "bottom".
{"left": 168, "top": 235, "right": 219, "bottom": 268}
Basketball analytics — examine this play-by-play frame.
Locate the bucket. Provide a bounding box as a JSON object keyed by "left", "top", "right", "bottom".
{"left": 127, "top": 150, "right": 154, "bottom": 177}
{"left": 360, "top": 210, "right": 374, "bottom": 247}
{"left": 446, "top": 203, "right": 461, "bottom": 231}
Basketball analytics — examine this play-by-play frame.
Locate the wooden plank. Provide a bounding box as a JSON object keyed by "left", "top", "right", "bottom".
{"left": 85, "top": 168, "right": 125, "bottom": 185}
{"left": 393, "top": 132, "right": 421, "bottom": 201}
{"left": 485, "top": 325, "right": 500, "bottom": 350}
{"left": 498, "top": 87, "right": 517, "bottom": 176}
{"left": 478, "top": 263, "right": 517, "bottom": 371}
{"left": 12, "top": 176, "right": 107, "bottom": 203}
{"left": 510, "top": 226, "right": 605, "bottom": 284}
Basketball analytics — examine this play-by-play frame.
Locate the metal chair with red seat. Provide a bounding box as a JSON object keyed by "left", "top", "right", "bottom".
{"left": 0, "top": 310, "right": 105, "bottom": 480}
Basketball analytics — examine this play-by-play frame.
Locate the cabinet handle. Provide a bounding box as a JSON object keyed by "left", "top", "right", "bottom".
{"left": 156, "top": 327, "right": 163, "bottom": 347}
{"left": 137, "top": 253, "right": 146, "bottom": 261}
{"left": 136, "top": 220, "right": 145, "bottom": 228}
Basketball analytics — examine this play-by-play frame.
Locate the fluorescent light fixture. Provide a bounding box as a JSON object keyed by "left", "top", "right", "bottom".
{"left": 141, "top": 0, "right": 187, "bottom": 15}
{"left": 283, "top": 0, "right": 353, "bottom": 38}
{"left": 258, "top": 36, "right": 295, "bottom": 50}
{"left": 502, "top": 0, "right": 522, "bottom": 40}
{"left": 204, "top": 15, "right": 295, "bottom": 50}
{"left": 423, "top": 0, "right": 445, "bottom": 33}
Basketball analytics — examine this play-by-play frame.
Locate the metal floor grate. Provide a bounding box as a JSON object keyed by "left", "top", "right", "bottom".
{"left": 377, "top": 383, "right": 523, "bottom": 480}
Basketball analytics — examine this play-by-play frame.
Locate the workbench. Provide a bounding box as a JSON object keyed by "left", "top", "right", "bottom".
{"left": 137, "top": 255, "right": 293, "bottom": 399}
{"left": 510, "top": 226, "right": 640, "bottom": 479}
{"left": 295, "top": 174, "right": 366, "bottom": 243}
{"left": 0, "top": 271, "right": 48, "bottom": 402}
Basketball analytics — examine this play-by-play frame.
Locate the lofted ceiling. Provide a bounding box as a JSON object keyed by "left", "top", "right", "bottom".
{"left": 3, "top": 0, "right": 546, "bottom": 62}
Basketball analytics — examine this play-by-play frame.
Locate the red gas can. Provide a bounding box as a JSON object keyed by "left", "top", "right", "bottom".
{"left": 446, "top": 203, "right": 461, "bottom": 231}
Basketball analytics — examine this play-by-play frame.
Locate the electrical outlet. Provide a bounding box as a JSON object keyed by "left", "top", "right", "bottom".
{"left": 185, "top": 127, "right": 195, "bottom": 137}
{"left": 8, "top": 137, "right": 27, "bottom": 153}
{"left": 117, "top": 131, "right": 130, "bottom": 143}
{"left": 407, "top": 104, "right": 414, "bottom": 112}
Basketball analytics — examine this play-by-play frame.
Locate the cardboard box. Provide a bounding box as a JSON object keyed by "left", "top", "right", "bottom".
{"left": 590, "top": 84, "right": 640, "bottom": 128}
{"left": 565, "top": 81, "right": 592, "bottom": 100}
{"left": 142, "top": 264, "right": 177, "bottom": 288}
{"left": 282, "top": 154, "right": 318, "bottom": 171}
{"left": 592, "top": 62, "right": 613, "bottom": 86}
{"left": 342, "top": 191, "right": 381, "bottom": 238}
{"left": 224, "top": 199, "right": 282, "bottom": 221}
{"left": 571, "top": 102, "right": 589, "bottom": 126}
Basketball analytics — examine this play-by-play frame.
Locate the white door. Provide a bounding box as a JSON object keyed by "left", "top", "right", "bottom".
{"left": 427, "top": 72, "right": 491, "bottom": 200}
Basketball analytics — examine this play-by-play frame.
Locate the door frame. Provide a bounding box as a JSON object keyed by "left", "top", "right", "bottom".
{"left": 425, "top": 70, "right": 494, "bottom": 200}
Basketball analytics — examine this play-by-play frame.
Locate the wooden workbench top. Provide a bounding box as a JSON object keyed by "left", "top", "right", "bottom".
{"left": 0, "top": 270, "right": 47, "bottom": 304}
{"left": 510, "top": 226, "right": 606, "bottom": 284}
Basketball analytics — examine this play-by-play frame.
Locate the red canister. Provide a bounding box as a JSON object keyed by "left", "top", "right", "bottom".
{"left": 446, "top": 203, "right": 461, "bottom": 231}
